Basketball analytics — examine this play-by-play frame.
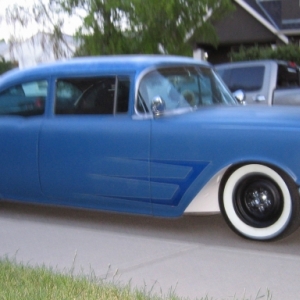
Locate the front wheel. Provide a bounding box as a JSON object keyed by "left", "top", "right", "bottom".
{"left": 219, "top": 164, "right": 300, "bottom": 241}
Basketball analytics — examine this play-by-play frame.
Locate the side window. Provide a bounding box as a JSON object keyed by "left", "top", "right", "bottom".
{"left": 220, "top": 66, "right": 265, "bottom": 92}
{"left": 0, "top": 80, "right": 47, "bottom": 116}
{"left": 55, "top": 76, "right": 130, "bottom": 115}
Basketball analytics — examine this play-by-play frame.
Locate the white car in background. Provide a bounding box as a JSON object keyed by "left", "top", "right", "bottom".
{"left": 215, "top": 60, "right": 300, "bottom": 106}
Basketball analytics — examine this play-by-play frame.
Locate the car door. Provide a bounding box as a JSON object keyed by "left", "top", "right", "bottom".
{"left": 273, "top": 88, "right": 300, "bottom": 105}
{"left": 39, "top": 75, "right": 152, "bottom": 214}
{"left": 0, "top": 79, "right": 47, "bottom": 200}
{"left": 137, "top": 65, "right": 236, "bottom": 216}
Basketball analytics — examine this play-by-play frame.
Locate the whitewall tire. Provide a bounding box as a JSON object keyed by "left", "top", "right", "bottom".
{"left": 219, "top": 164, "right": 300, "bottom": 241}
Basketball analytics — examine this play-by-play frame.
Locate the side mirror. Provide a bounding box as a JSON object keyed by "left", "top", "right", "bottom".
{"left": 232, "top": 89, "right": 246, "bottom": 105}
{"left": 151, "top": 96, "right": 166, "bottom": 116}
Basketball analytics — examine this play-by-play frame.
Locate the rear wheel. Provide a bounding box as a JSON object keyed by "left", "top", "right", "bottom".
{"left": 219, "top": 164, "right": 300, "bottom": 240}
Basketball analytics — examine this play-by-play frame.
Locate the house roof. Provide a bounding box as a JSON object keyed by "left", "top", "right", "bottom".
{"left": 242, "top": 0, "right": 279, "bottom": 29}
{"left": 233, "top": 0, "right": 289, "bottom": 43}
{"left": 243, "top": 0, "right": 300, "bottom": 31}
{"left": 196, "top": 0, "right": 300, "bottom": 63}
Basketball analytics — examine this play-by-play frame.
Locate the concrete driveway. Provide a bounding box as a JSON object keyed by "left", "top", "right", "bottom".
{"left": 0, "top": 200, "right": 300, "bottom": 299}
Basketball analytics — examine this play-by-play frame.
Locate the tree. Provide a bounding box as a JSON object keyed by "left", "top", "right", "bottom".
{"left": 128, "top": 0, "right": 234, "bottom": 55}
{"left": 3, "top": 0, "right": 234, "bottom": 58}
{"left": 58, "top": 0, "right": 234, "bottom": 56}
{"left": 65, "top": 0, "right": 137, "bottom": 56}
{"left": 230, "top": 44, "right": 300, "bottom": 64}
{"left": 3, "top": 0, "right": 75, "bottom": 60}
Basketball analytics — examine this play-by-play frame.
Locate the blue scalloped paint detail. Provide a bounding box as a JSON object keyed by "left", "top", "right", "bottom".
{"left": 150, "top": 159, "right": 209, "bottom": 205}
{"left": 91, "top": 159, "right": 209, "bottom": 206}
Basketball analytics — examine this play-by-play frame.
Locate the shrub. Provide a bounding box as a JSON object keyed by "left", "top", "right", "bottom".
{"left": 229, "top": 44, "right": 300, "bottom": 64}
{"left": 0, "top": 56, "right": 17, "bottom": 75}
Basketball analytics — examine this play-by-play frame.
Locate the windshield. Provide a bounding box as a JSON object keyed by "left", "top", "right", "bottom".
{"left": 137, "top": 65, "right": 236, "bottom": 114}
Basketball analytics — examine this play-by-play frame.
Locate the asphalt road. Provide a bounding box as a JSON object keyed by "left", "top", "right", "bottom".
{"left": 0, "top": 200, "right": 300, "bottom": 299}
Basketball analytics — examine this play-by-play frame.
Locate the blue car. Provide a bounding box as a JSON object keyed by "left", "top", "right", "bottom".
{"left": 0, "top": 55, "right": 300, "bottom": 241}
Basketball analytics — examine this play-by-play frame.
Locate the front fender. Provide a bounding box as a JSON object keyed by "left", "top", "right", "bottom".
{"left": 184, "top": 166, "right": 228, "bottom": 215}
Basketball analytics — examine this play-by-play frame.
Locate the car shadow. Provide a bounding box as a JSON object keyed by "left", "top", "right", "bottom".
{"left": 1, "top": 199, "right": 300, "bottom": 256}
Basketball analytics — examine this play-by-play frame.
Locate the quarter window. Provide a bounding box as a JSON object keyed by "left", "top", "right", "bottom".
{"left": 0, "top": 80, "right": 47, "bottom": 116}
{"left": 55, "top": 76, "right": 130, "bottom": 115}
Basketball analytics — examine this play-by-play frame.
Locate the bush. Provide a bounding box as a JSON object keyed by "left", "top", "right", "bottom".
{"left": 229, "top": 44, "right": 300, "bottom": 64}
{"left": 0, "top": 56, "right": 17, "bottom": 75}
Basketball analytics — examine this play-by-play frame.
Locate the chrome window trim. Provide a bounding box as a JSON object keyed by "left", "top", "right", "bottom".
{"left": 134, "top": 66, "right": 157, "bottom": 117}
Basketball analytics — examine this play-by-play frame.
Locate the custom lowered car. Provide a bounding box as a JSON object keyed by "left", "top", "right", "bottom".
{"left": 1, "top": 55, "right": 300, "bottom": 241}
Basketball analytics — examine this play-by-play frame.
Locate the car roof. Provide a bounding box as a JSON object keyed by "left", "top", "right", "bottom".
{"left": 215, "top": 59, "right": 298, "bottom": 69}
{"left": 215, "top": 59, "right": 279, "bottom": 69}
{"left": 0, "top": 55, "right": 210, "bottom": 87}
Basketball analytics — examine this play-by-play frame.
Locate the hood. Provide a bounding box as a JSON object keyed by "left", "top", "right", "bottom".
{"left": 182, "top": 105, "right": 300, "bottom": 129}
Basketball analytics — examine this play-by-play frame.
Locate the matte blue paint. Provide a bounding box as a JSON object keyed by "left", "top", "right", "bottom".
{"left": 39, "top": 116, "right": 152, "bottom": 214}
{"left": 0, "top": 117, "right": 43, "bottom": 199}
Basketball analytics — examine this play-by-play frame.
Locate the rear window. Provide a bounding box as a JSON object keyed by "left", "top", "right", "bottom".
{"left": 277, "top": 63, "right": 300, "bottom": 88}
{"left": 0, "top": 80, "right": 47, "bottom": 116}
{"left": 218, "top": 66, "right": 265, "bottom": 92}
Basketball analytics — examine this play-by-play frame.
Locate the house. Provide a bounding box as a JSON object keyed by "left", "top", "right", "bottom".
{"left": 0, "top": 32, "right": 77, "bottom": 69}
{"left": 195, "top": 0, "right": 300, "bottom": 64}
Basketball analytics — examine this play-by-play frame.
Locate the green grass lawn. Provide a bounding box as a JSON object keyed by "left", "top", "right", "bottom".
{"left": 0, "top": 257, "right": 272, "bottom": 300}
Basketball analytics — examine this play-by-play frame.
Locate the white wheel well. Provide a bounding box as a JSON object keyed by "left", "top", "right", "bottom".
{"left": 184, "top": 166, "right": 228, "bottom": 214}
